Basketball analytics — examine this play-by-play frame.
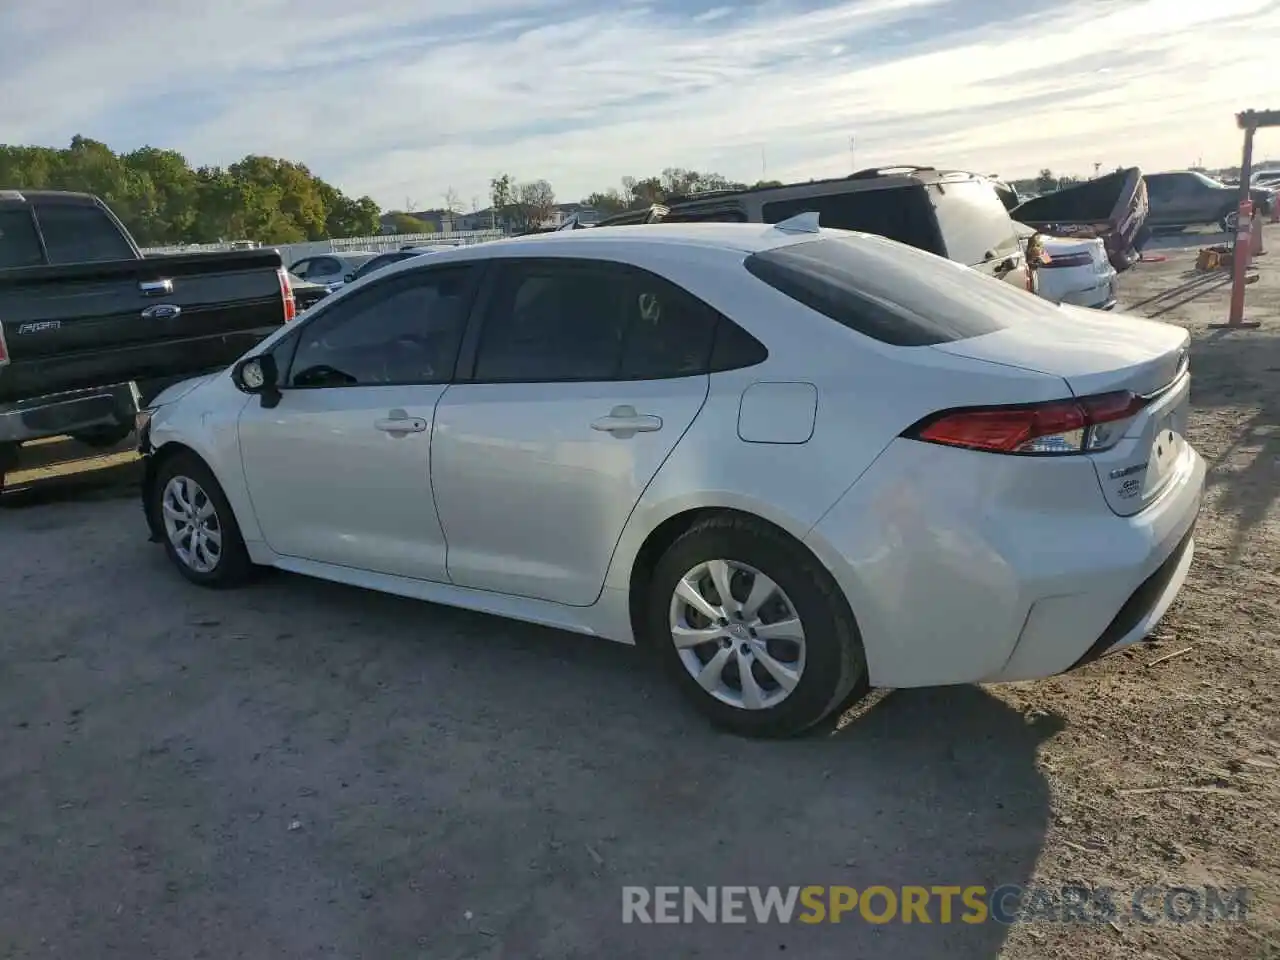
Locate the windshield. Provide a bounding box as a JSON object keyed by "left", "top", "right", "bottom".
{"left": 1191, "top": 171, "right": 1228, "bottom": 189}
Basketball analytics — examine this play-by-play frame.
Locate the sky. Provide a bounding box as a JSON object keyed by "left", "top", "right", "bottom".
{"left": 2, "top": 0, "right": 1279, "bottom": 211}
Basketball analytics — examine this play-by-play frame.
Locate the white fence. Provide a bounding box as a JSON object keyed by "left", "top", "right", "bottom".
{"left": 142, "top": 229, "right": 505, "bottom": 266}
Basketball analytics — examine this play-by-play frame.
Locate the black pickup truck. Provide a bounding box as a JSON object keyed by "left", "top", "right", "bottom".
{"left": 0, "top": 190, "right": 294, "bottom": 491}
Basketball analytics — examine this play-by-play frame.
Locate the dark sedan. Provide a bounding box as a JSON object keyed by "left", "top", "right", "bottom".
{"left": 1145, "top": 171, "right": 1273, "bottom": 232}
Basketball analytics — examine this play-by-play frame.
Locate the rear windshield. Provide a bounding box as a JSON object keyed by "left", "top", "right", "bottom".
{"left": 761, "top": 186, "right": 944, "bottom": 255}
{"left": 744, "top": 235, "right": 1039, "bottom": 346}
{"left": 34, "top": 202, "right": 134, "bottom": 264}
{"left": 0, "top": 209, "right": 44, "bottom": 268}
{"left": 929, "top": 181, "right": 1021, "bottom": 266}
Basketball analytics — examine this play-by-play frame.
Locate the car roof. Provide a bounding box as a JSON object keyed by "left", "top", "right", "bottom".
{"left": 0, "top": 189, "right": 100, "bottom": 207}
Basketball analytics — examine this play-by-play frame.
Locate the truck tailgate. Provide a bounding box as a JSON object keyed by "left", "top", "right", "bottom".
{"left": 0, "top": 249, "right": 286, "bottom": 404}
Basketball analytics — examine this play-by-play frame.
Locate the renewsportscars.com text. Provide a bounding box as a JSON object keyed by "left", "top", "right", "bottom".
{"left": 622, "top": 885, "right": 1250, "bottom": 925}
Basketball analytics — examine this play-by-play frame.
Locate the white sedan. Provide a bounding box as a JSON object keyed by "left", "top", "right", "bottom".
{"left": 1036, "top": 235, "right": 1118, "bottom": 310}
{"left": 138, "top": 221, "right": 1204, "bottom": 738}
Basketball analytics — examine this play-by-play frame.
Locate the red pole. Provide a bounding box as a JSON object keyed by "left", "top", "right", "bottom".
{"left": 1211, "top": 122, "right": 1262, "bottom": 329}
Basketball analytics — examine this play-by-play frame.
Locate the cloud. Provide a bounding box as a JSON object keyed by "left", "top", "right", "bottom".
{"left": 1, "top": 0, "right": 1277, "bottom": 210}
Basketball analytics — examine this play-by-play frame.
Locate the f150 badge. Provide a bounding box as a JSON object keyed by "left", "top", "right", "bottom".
{"left": 16, "top": 320, "right": 61, "bottom": 334}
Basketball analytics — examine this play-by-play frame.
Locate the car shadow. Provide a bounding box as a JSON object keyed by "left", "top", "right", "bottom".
{"left": 90, "top": 563, "right": 1057, "bottom": 960}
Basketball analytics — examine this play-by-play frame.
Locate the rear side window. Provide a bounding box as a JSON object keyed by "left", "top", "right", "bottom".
{"left": 761, "top": 186, "right": 944, "bottom": 255}
{"left": 929, "top": 181, "right": 1021, "bottom": 267}
{"left": 34, "top": 203, "right": 134, "bottom": 264}
{"left": 744, "top": 236, "right": 1025, "bottom": 346}
{"left": 474, "top": 259, "right": 723, "bottom": 382}
{"left": 0, "top": 209, "right": 44, "bottom": 268}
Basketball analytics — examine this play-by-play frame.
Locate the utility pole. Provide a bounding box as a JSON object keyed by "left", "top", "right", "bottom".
{"left": 849, "top": 136, "right": 856, "bottom": 173}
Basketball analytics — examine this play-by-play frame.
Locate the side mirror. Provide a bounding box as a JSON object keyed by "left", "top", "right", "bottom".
{"left": 344, "top": 272, "right": 356, "bottom": 283}
{"left": 232, "top": 353, "right": 282, "bottom": 408}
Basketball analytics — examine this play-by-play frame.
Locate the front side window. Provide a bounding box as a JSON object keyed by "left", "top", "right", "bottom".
{"left": 33, "top": 203, "right": 133, "bottom": 264}
{"left": 472, "top": 259, "right": 721, "bottom": 383}
{"left": 286, "top": 266, "right": 476, "bottom": 388}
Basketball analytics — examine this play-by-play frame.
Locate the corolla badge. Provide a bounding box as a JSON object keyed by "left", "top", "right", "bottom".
{"left": 17, "top": 320, "right": 61, "bottom": 334}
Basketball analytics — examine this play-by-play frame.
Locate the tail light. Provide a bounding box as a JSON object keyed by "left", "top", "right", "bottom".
{"left": 0, "top": 322, "right": 8, "bottom": 368}
{"left": 1041, "top": 251, "right": 1094, "bottom": 269}
{"left": 905, "top": 391, "right": 1149, "bottom": 455}
{"left": 278, "top": 267, "right": 297, "bottom": 323}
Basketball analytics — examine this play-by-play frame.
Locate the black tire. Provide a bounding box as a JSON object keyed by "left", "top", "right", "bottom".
{"left": 0, "top": 443, "right": 18, "bottom": 500}
{"left": 647, "top": 514, "right": 868, "bottom": 738}
{"left": 149, "top": 451, "right": 254, "bottom": 588}
{"left": 72, "top": 425, "right": 132, "bottom": 449}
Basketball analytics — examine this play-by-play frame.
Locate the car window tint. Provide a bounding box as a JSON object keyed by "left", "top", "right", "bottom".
{"left": 0, "top": 209, "right": 45, "bottom": 268}
{"left": 709, "top": 317, "right": 768, "bottom": 371}
{"left": 928, "top": 181, "right": 1022, "bottom": 266}
{"left": 618, "top": 274, "right": 719, "bottom": 379}
{"left": 287, "top": 267, "right": 474, "bottom": 388}
{"left": 33, "top": 203, "right": 134, "bottom": 264}
{"left": 354, "top": 253, "right": 404, "bottom": 279}
{"left": 474, "top": 261, "right": 630, "bottom": 381}
{"left": 744, "top": 235, "right": 1051, "bottom": 346}
{"left": 310, "top": 257, "right": 340, "bottom": 276}
{"left": 762, "top": 186, "right": 944, "bottom": 255}
{"left": 1144, "top": 176, "right": 1173, "bottom": 199}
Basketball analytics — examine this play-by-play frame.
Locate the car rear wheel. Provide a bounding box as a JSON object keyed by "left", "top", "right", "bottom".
{"left": 648, "top": 514, "right": 868, "bottom": 738}
{"left": 150, "top": 452, "right": 253, "bottom": 588}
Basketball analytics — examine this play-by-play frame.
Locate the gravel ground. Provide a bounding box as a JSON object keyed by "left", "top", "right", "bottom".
{"left": 1, "top": 238, "right": 1277, "bottom": 959}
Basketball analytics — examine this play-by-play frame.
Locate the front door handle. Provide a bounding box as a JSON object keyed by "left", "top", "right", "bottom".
{"left": 374, "top": 411, "right": 428, "bottom": 435}
{"left": 591, "top": 405, "right": 663, "bottom": 439}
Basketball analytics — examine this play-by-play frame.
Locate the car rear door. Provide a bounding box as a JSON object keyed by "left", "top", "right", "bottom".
{"left": 430, "top": 256, "right": 715, "bottom": 606}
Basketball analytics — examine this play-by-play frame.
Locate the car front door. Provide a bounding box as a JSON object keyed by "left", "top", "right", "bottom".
{"left": 431, "top": 257, "right": 717, "bottom": 606}
{"left": 237, "top": 264, "right": 479, "bottom": 580}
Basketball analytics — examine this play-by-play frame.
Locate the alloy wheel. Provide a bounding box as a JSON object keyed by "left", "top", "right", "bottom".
{"left": 668, "top": 559, "right": 806, "bottom": 710}
{"left": 161, "top": 475, "right": 223, "bottom": 574}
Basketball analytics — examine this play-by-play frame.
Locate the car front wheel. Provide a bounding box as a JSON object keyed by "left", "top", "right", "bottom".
{"left": 150, "top": 452, "right": 253, "bottom": 588}
{"left": 648, "top": 514, "right": 868, "bottom": 738}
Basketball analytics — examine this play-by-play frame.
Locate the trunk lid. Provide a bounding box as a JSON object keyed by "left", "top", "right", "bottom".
{"left": 933, "top": 306, "right": 1191, "bottom": 515}
{"left": 1011, "top": 167, "right": 1148, "bottom": 273}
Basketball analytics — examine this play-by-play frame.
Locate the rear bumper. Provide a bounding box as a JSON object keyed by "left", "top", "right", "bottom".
{"left": 0, "top": 382, "right": 139, "bottom": 445}
{"left": 805, "top": 437, "right": 1205, "bottom": 688}
{"left": 1066, "top": 524, "right": 1195, "bottom": 671}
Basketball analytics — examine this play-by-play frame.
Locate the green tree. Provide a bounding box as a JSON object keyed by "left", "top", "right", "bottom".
{"left": 1035, "top": 168, "right": 1057, "bottom": 194}
{"left": 387, "top": 212, "right": 432, "bottom": 234}
{"left": 0, "top": 136, "right": 382, "bottom": 245}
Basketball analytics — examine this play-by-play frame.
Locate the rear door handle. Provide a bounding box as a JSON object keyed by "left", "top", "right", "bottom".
{"left": 591, "top": 405, "right": 663, "bottom": 438}
{"left": 139, "top": 279, "right": 174, "bottom": 296}
{"left": 374, "top": 414, "right": 428, "bottom": 434}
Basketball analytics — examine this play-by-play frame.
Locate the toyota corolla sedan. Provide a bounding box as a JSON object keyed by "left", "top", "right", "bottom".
{"left": 137, "top": 220, "right": 1203, "bottom": 738}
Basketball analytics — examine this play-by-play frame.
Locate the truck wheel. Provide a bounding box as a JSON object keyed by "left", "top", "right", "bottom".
{"left": 647, "top": 514, "right": 868, "bottom": 738}
{"left": 0, "top": 443, "right": 18, "bottom": 499}
{"left": 149, "top": 451, "right": 254, "bottom": 588}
